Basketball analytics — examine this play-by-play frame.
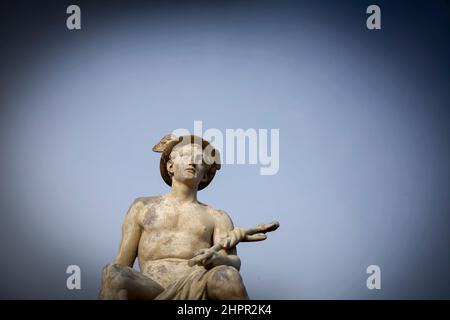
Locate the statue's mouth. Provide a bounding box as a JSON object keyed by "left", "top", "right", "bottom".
{"left": 185, "top": 168, "right": 196, "bottom": 174}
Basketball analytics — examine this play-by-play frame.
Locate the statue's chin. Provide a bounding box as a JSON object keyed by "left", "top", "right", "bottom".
{"left": 172, "top": 177, "right": 201, "bottom": 189}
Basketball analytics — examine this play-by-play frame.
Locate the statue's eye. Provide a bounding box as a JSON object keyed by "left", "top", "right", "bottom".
{"left": 194, "top": 154, "right": 203, "bottom": 164}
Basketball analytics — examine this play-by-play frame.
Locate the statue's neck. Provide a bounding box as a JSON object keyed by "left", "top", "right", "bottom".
{"left": 167, "top": 179, "right": 198, "bottom": 203}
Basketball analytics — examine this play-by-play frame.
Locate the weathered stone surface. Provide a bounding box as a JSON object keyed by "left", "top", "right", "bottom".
{"left": 99, "top": 134, "right": 279, "bottom": 300}
{"left": 99, "top": 264, "right": 164, "bottom": 300}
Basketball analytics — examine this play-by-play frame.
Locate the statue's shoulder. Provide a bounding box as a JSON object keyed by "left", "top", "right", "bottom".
{"left": 200, "top": 203, "right": 234, "bottom": 226}
{"left": 131, "top": 195, "right": 164, "bottom": 208}
{"left": 126, "top": 196, "right": 164, "bottom": 221}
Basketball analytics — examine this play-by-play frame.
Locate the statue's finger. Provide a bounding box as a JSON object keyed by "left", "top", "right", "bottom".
{"left": 198, "top": 252, "right": 213, "bottom": 261}
{"left": 259, "top": 221, "right": 280, "bottom": 233}
{"left": 223, "top": 238, "right": 231, "bottom": 248}
{"left": 189, "top": 256, "right": 204, "bottom": 267}
{"left": 188, "top": 258, "right": 199, "bottom": 267}
{"left": 244, "top": 233, "right": 267, "bottom": 242}
{"left": 229, "top": 234, "right": 238, "bottom": 247}
{"left": 203, "top": 257, "right": 212, "bottom": 266}
{"left": 201, "top": 254, "right": 215, "bottom": 266}
{"left": 193, "top": 248, "right": 207, "bottom": 256}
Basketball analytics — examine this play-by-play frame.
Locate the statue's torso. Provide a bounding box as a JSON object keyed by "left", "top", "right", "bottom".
{"left": 136, "top": 196, "right": 217, "bottom": 287}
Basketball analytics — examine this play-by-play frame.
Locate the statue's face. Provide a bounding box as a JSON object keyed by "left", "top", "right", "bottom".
{"left": 167, "top": 143, "right": 209, "bottom": 188}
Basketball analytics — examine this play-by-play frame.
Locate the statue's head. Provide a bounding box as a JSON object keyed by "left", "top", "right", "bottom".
{"left": 152, "top": 134, "right": 221, "bottom": 191}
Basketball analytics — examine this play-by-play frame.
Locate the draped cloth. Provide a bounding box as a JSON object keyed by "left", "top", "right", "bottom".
{"left": 154, "top": 265, "right": 210, "bottom": 300}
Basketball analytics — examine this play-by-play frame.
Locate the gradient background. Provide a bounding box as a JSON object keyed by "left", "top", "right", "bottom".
{"left": 1, "top": 0, "right": 449, "bottom": 299}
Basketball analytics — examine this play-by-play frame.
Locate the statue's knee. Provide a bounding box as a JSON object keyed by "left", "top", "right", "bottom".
{"left": 207, "top": 266, "right": 247, "bottom": 299}
{"left": 208, "top": 265, "right": 238, "bottom": 282}
{"left": 100, "top": 263, "right": 163, "bottom": 300}
{"left": 102, "top": 264, "right": 129, "bottom": 285}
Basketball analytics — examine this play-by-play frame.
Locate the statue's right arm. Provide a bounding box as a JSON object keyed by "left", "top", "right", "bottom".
{"left": 114, "top": 199, "right": 144, "bottom": 267}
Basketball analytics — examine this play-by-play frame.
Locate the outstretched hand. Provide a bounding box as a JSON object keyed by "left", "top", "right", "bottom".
{"left": 188, "top": 220, "right": 280, "bottom": 267}
{"left": 241, "top": 221, "right": 280, "bottom": 242}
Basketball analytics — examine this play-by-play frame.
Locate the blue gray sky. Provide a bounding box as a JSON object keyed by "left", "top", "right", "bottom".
{"left": 0, "top": 0, "right": 449, "bottom": 299}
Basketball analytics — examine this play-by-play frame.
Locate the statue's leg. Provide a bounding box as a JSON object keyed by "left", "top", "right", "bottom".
{"left": 205, "top": 265, "right": 249, "bottom": 300}
{"left": 99, "top": 263, "right": 164, "bottom": 300}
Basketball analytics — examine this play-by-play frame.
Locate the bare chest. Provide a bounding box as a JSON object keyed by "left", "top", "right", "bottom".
{"left": 139, "top": 201, "right": 215, "bottom": 238}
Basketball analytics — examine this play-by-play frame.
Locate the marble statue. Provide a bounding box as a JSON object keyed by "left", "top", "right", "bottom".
{"left": 99, "top": 134, "right": 279, "bottom": 300}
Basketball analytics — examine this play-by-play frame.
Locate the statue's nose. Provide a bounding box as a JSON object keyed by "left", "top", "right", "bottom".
{"left": 189, "top": 153, "right": 202, "bottom": 165}
{"left": 186, "top": 156, "right": 197, "bottom": 167}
